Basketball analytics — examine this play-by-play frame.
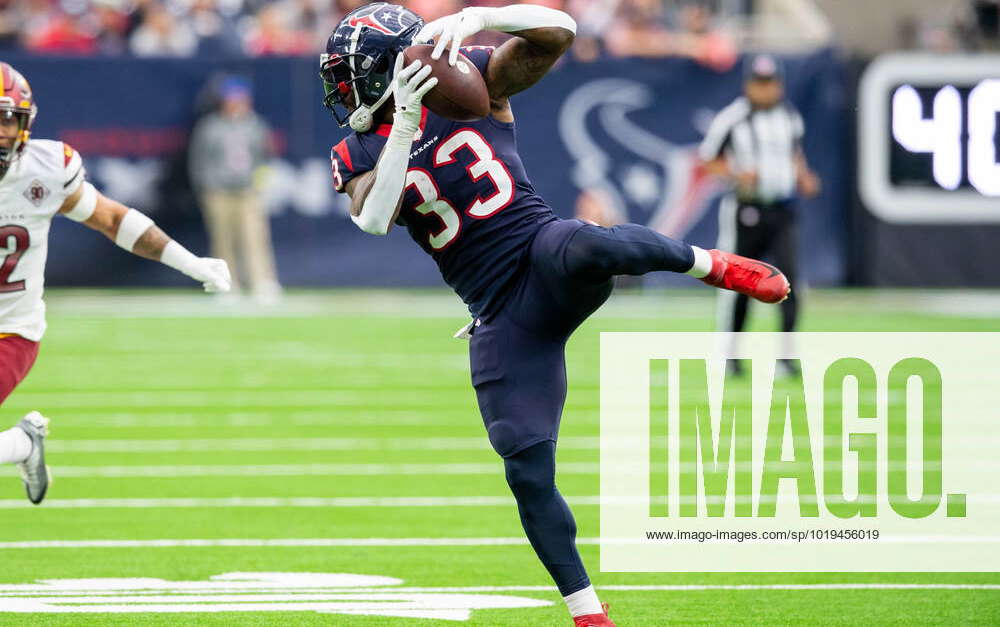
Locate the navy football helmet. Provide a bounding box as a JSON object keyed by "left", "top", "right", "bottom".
{"left": 320, "top": 3, "right": 424, "bottom": 132}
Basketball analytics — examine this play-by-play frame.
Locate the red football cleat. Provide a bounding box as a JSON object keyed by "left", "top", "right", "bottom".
{"left": 700, "top": 249, "right": 790, "bottom": 304}
{"left": 573, "top": 603, "right": 616, "bottom": 627}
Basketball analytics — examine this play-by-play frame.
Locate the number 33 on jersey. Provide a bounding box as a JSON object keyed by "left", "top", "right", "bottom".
{"left": 329, "top": 47, "right": 556, "bottom": 319}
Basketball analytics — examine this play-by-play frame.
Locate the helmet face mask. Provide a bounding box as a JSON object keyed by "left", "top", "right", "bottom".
{"left": 0, "top": 110, "right": 29, "bottom": 157}
{"left": 320, "top": 3, "right": 423, "bottom": 132}
{"left": 0, "top": 63, "right": 37, "bottom": 177}
{"left": 320, "top": 52, "right": 386, "bottom": 125}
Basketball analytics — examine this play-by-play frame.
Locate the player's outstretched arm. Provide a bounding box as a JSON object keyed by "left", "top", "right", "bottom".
{"left": 58, "top": 182, "right": 232, "bottom": 292}
{"left": 417, "top": 5, "right": 575, "bottom": 101}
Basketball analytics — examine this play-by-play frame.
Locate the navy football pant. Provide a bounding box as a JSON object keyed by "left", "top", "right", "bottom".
{"left": 470, "top": 218, "right": 695, "bottom": 596}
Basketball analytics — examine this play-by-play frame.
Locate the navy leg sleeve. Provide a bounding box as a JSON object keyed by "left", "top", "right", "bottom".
{"left": 504, "top": 441, "right": 590, "bottom": 596}
{"left": 563, "top": 223, "right": 695, "bottom": 284}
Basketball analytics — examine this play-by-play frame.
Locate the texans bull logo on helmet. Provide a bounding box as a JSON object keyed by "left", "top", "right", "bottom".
{"left": 347, "top": 12, "right": 402, "bottom": 36}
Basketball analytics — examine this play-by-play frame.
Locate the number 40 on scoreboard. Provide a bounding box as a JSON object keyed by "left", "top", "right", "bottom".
{"left": 892, "top": 80, "right": 1000, "bottom": 195}
{"left": 859, "top": 54, "right": 1000, "bottom": 224}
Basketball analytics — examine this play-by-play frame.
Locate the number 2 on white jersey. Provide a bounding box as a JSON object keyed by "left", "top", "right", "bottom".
{"left": 405, "top": 129, "right": 515, "bottom": 250}
{"left": 0, "top": 225, "right": 29, "bottom": 293}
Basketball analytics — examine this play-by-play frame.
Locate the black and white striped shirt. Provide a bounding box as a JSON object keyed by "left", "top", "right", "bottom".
{"left": 699, "top": 97, "right": 804, "bottom": 204}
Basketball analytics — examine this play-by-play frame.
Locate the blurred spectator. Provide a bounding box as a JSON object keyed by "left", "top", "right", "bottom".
{"left": 284, "top": 0, "right": 321, "bottom": 32}
{"left": 189, "top": 0, "right": 243, "bottom": 56}
{"left": 124, "top": 0, "right": 158, "bottom": 37}
{"left": 89, "top": 0, "right": 130, "bottom": 54}
{"left": 0, "top": 0, "right": 747, "bottom": 62}
{"left": 411, "top": 0, "right": 464, "bottom": 23}
{"left": 189, "top": 76, "right": 282, "bottom": 303}
{"left": 604, "top": 0, "right": 673, "bottom": 58}
{"left": 0, "top": 0, "right": 24, "bottom": 50}
{"left": 605, "top": 0, "right": 736, "bottom": 70}
{"left": 21, "top": 0, "right": 58, "bottom": 37}
{"left": 673, "top": 2, "right": 737, "bottom": 71}
{"left": 24, "top": 1, "right": 97, "bottom": 55}
{"left": 567, "top": 0, "right": 619, "bottom": 62}
{"left": 130, "top": 3, "right": 197, "bottom": 56}
{"left": 244, "top": 3, "right": 312, "bottom": 55}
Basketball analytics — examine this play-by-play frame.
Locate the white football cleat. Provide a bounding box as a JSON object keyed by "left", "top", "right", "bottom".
{"left": 15, "top": 411, "right": 51, "bottom": 505}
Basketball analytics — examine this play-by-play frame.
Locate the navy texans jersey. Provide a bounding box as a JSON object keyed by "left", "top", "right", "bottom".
{"left": 330, "top": 47, "right": 556, "bottom": 318}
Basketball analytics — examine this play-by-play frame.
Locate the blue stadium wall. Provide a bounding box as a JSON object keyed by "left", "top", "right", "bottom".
{"left": 7, "top": 49, "right": 848, "bottom": 288}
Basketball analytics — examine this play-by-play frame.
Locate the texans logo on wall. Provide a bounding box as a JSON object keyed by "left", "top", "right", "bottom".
{"left": 558, "top": 77, "right": 724, "bottom": 240}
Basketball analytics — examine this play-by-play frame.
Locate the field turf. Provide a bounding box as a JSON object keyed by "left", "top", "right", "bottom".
{"left": 1, "top": 288, "right": 998, "bottom": 625}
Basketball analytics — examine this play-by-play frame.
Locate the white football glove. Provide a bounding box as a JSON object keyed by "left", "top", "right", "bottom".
{"left": 185, "top": 257, "right": 232, "bottom": 293}
{"left": 416, "top": 8, "right": 487, "bottom": 67}
{"left": 391, "top": 53, "right": 438, "bottom": 126}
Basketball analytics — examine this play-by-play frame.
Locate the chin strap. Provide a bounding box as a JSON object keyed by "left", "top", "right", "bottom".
{"left": 348, "top": 45, "right": 404, "bottom": 133}
{"left": 348, "top": 70, "right": 398, "bottom": 133}
{"left": 348, "top": 107, "right": 373, "bottom": 133}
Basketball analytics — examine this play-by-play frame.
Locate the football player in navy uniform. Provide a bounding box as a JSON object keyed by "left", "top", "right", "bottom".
{"left": 323, "top": 4, "right": 790, "bottom": 625}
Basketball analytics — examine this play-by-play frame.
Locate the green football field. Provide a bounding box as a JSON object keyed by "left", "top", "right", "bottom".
{"left": 1, "top": 288, "right": 999, "bottom": 626}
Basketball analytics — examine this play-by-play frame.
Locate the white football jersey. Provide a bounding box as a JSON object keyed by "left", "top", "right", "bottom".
{"left": 0, "top": 139, "right": 84, "bottom": 341}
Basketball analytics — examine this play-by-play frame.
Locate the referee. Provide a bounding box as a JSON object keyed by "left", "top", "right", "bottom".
{"left": 699, "top": 54, "right": 820, "bottom": 373}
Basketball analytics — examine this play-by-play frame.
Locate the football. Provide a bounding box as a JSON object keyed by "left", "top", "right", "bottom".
{"left": 402, "top": 44, "right": 491, "bottom": 121}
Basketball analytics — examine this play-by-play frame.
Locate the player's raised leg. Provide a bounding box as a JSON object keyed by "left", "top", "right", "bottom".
{"left": 562, "top": 221, "right": 790, "bottom": 303}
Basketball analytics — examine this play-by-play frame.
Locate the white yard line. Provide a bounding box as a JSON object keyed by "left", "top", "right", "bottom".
{"left": 46, "top": 436, "right": 599, "bottom": 453}
{"left": 29, "top": 411, "right": 579, "bottom": 428}
{"left": 3, "top": 495, "right": 1000, "bottom": 510}
{"left": 48, "top": 462, "right": 599, "bottom": 478}
{"left": 0, "top": 581, "right": 997, "bottom": 595}
{"left": 43, "top": 435, "right": 999, "bottom": 454}
{"left": 5, "top": 390, "right": 471, "bottom": 410}
{"left": 0, "top": 496, "right": 553, "bottom": 509}
{"left": 3, "top": 535, "right": 1000, "bottom": 549}
{"left": 0, "top": 537, "right": 560, "bottom": 549}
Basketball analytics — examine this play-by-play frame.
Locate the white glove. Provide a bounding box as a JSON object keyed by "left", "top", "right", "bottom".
{"left": 416, "top": 8, "right": 488, "bottom": 67}
{"left": 416, "top": 5, "right": 576, "bottom": 67}
{"left": 391, "top": 53, "right": 438, "bottom": 128}
{"left": 160, "top": 240, "right": 232, "bottom": 293}
{"left": 185, "top": 257, "right": 232, "bottom": 293}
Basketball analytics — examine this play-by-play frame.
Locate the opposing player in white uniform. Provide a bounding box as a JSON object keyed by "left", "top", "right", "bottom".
{"left": 0, "top": 62, "right": 232, "bottom": 504}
